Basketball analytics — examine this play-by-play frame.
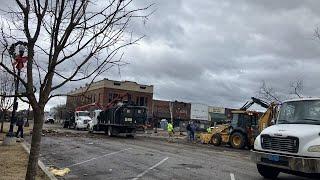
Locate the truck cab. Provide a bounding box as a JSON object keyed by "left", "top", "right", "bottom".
{"left": 74, "top": 111, "right": 92, "bottom": 130}
{"left": 251, "top": 98, "right": 320, "bottom": 178}
{"left": 88, "top": 110, "right": 102, "bottom": 133}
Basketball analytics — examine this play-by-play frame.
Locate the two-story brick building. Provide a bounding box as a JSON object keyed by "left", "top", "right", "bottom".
{"left": 66, "top": 79, "right": 154, "bottom": 118}
{"left": 152, "top": 99, "right": 191, "bottom": 127}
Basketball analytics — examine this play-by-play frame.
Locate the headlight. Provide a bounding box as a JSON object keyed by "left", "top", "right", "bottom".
{"left": 254, "top": 139, "right": 259, "bottom": 147}
{"left": 308, "top": 145, "right": 320, "bottom": 152}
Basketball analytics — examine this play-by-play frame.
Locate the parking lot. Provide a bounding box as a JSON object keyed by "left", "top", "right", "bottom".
{"left": 25, "top": 125, "right": 312, "bottom": 180}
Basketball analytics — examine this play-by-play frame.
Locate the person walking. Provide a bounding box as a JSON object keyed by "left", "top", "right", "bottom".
{"left": 167, "top": 122, "right": 174, "bottom": 142}
{"left": 190, "top": 121, "right": 196, "bottom": 142}
{"left": 206, "top": 126, "right": 212, "bottom": 133}
{"left": 186, "top": 122, "right": 192, "bottom": 142}
{"left": 16, "top": 116, "right": 24, "bottom": 138}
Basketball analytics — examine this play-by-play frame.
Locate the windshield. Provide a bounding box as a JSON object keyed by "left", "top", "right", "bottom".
{"left": 78, "top": 112, "right": 90, "bottom": 116}
{"left": 278, "top": 100, "right": 320, "bottom": 125}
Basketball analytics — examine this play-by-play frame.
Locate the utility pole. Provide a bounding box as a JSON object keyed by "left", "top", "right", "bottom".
{"left": 24, "top": 104, "right": 30, "bottom": 127}
{"left": 0, "top": 94, "right": 4, "bottom": 133}
{"left": 169, "top": 101, "right": 173, "bottom": 123}
{"left": 6, "top": 42, "right": 28, "bottom": 138}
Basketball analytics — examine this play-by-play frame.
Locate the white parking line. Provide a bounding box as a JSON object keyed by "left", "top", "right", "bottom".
{"left": 67, "top": 148, "right": 132, "bottom": 168}
{"left": 132, "top": 157, "right": 169, "bottom": 180}
{"left": 230, "top": 173, "right": 235, "bottom": 180}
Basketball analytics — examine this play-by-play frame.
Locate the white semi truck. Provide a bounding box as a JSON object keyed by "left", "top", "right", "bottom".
{"left": 63, "top": 111, "right": 92, "bottom": 130}
{"left": 251, "top": 98, "right": 320, "bottom": 178}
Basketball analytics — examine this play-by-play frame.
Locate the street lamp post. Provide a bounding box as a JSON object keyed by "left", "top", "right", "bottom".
{"left": 6, "top": 42, "right": 28, "bottom": 137}
{"left": 0, "top": 94, "right": 5, "bottom": 133}
{"left": 24, "top": 104, "right": 30, "bottom": 127}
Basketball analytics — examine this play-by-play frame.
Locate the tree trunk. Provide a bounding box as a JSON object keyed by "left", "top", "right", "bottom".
{"left": 0, "top": 116, "right": 3, "bottom": 133}
{"left": 25, "top": 107, "right": 44, "bottom": 180}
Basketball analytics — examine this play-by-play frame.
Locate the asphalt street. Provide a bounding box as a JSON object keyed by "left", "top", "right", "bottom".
{"left": 27, "top": 128, "right": 314, "bottom": 180}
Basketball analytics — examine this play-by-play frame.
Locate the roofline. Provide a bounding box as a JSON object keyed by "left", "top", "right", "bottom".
{"left": 283, "top": 97, "right": 320, "bottom": 103}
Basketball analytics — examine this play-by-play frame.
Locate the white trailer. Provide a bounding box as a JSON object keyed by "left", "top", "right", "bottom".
{"left": 190, "top": 103, "right": 209, "bottom": 130}
{"left": 191, "top": 103, "right": 209, "bottom": 121}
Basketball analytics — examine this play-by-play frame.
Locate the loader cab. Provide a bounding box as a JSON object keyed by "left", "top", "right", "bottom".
{"left": 229, "top": 110, "right": 260, "bottom": 148}
{"left": 231, "top": 111, "right": 259, "bottom": 131}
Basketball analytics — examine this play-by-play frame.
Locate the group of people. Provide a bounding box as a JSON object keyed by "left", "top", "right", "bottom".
{"left": 186, "top": 121, "right": 196, "bottom": 142}
{"left": 166, "top": 121, "right": 197, "bottom": 142}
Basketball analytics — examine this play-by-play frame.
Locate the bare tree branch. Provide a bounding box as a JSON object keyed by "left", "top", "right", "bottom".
{"left": 258, "top": 81, "right": 282, "bottom": 103}
{"left": 289, "top": 79, "right": 303, "bottom": 98}
{"left": 0, "top": 1, "right": 152, "bottom": 178}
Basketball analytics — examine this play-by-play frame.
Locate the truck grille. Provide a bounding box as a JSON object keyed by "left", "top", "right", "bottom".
{"left": 261, "top": 135, "right": 299, "bottom": 153}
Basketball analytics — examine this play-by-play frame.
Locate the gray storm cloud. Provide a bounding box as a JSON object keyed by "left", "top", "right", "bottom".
{"left": 4, "top": 0, "right": 319, "bottom": 110}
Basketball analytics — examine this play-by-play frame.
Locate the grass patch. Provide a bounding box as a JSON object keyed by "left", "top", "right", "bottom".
{"left": 0, "top": 133, "right": 49, "bottom": 180}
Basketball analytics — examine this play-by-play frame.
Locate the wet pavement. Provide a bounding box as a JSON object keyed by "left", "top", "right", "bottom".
{"left": 26, "top": 124, "right": 313, "bottom": 180}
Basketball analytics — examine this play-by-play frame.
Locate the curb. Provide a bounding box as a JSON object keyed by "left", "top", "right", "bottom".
{"left": 21, "top": 142, "right": 58, "bottom": 180}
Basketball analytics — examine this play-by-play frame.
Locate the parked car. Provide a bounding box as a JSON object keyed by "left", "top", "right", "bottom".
{"left": 45, "top": 117, "right": 55, "bottom": 124}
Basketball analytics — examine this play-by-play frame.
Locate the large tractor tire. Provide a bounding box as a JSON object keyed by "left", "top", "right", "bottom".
{"left": 257, "top": 164, "right": 280, "bottom": 179}
{"left": 211, "top": 133, "right": 222, "bottom": 146}
{"left": 230, "top": 132, "right": 246, "bottom": 149}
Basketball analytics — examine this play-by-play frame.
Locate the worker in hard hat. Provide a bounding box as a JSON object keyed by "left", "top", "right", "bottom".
{"left": 167, "top": 122, "right": 174, "bottom": 142}
{"left": 206, "top": 126, "right": 212, "bottom": 133}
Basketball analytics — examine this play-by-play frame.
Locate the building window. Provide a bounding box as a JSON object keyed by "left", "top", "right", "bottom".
{"left": 113, "top": 93, "right": 119, "bottom": 99}
{"left": 108, "top": 93, "right": 120, "bottom": 102}
{"left": 93, "top": 94, "right": 96, "bottom": 103}
{"left": 98, "top": 93, "right": 101, "bottom": 102}
{"left": 145, "top": 97, "right": 148, "bottom": 106}
{"left": 109, "top": 93, "right": 112, "bottom": 102}
{"left": 139, "top": 97, "right": 145, "bottom": 106}
{"left": 140, "top": 86, "right": 146, "bottom": 89}
{"left": 114, "top": 82, "right": 121, "bottom": 86}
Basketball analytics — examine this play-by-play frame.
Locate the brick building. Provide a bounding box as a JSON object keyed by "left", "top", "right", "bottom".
{"left": 152, "top": 99, "right": 191, "bottom": 127}
{"left": 66, "top": 79, "right": 154, "bottom": 118}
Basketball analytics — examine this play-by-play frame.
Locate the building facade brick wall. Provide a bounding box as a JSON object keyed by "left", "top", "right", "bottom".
{"left": 66, "top": 79, "right": 153, "bottom": 118}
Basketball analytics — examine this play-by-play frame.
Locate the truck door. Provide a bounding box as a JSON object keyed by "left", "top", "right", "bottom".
{"left": 123, "top": 108, "right": 133, "bottom": 126}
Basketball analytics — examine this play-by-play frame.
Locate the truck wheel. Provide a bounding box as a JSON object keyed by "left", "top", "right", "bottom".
{"left": 107, "top": 126, "right": 113, "bottom": 137}
{"left": 230, "top": 132, "right": 246, "bottom": 149}
{"left": 211, "top": 134, "right": 222, "bottom": 146}
{"left": 257, "top": 164, "right": 280, "bottom": 179}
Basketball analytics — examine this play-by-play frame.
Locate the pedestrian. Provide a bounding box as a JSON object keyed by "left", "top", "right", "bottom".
{"left": 186, "top": 122, "right": 192, "bottom": 142}
{"left": 190, "top": 121, "right": 196, "bottom": 142}
{"left": 206, "top": 126, "right": 212, "bottom": 133}
{"left": 167, "top": 122, "right": 174, "bottom": 142}
{"left": 16, "top": 116, "right": 24, "bottom": 138}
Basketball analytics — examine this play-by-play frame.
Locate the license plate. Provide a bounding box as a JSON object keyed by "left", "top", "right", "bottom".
{"left": 268, "top": 154, "right": 280, "bottom": 162}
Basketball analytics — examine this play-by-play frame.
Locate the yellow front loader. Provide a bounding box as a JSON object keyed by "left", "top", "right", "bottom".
{"left": 200, "top": 97, "right": 277, "bottom": 149}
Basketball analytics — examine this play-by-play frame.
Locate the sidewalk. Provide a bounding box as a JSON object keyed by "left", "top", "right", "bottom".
{"left": 0, "top": 131, "right": 49, "bottom": 180}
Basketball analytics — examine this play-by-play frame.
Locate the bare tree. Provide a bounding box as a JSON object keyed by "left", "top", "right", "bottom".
{"left": 289, "top": 79, "right": 303, "bottom": 98}
{"left": 258, "top": 79, "right": 304, "bottom": 103}
{"left": 0, "top": 70, "right": 14, "bottom": 132}
{"left": 0, "top": 0, "right": 151, "bottom": 179}
{"left": 258, "top": 80, "right": 282, "bottom": 103}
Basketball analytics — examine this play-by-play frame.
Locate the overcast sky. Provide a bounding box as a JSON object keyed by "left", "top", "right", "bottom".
{"left": 11, "top": 0, "right": 320, "bottom": 111}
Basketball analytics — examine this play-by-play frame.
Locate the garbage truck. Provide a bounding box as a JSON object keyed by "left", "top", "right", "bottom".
{"left": 85, "top": 93, "right": 147, "bottom": 137}
{"left": 251, "top": 98, "right": 320, "bottom": 178}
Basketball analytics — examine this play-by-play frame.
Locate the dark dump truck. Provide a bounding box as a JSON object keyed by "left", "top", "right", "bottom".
{"left": 88, "top": 101, "right": 147, "bottom": 137}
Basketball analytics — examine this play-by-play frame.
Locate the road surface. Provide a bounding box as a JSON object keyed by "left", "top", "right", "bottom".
{"left": 27, "top": 129, "right": 313, "bottom": 180}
